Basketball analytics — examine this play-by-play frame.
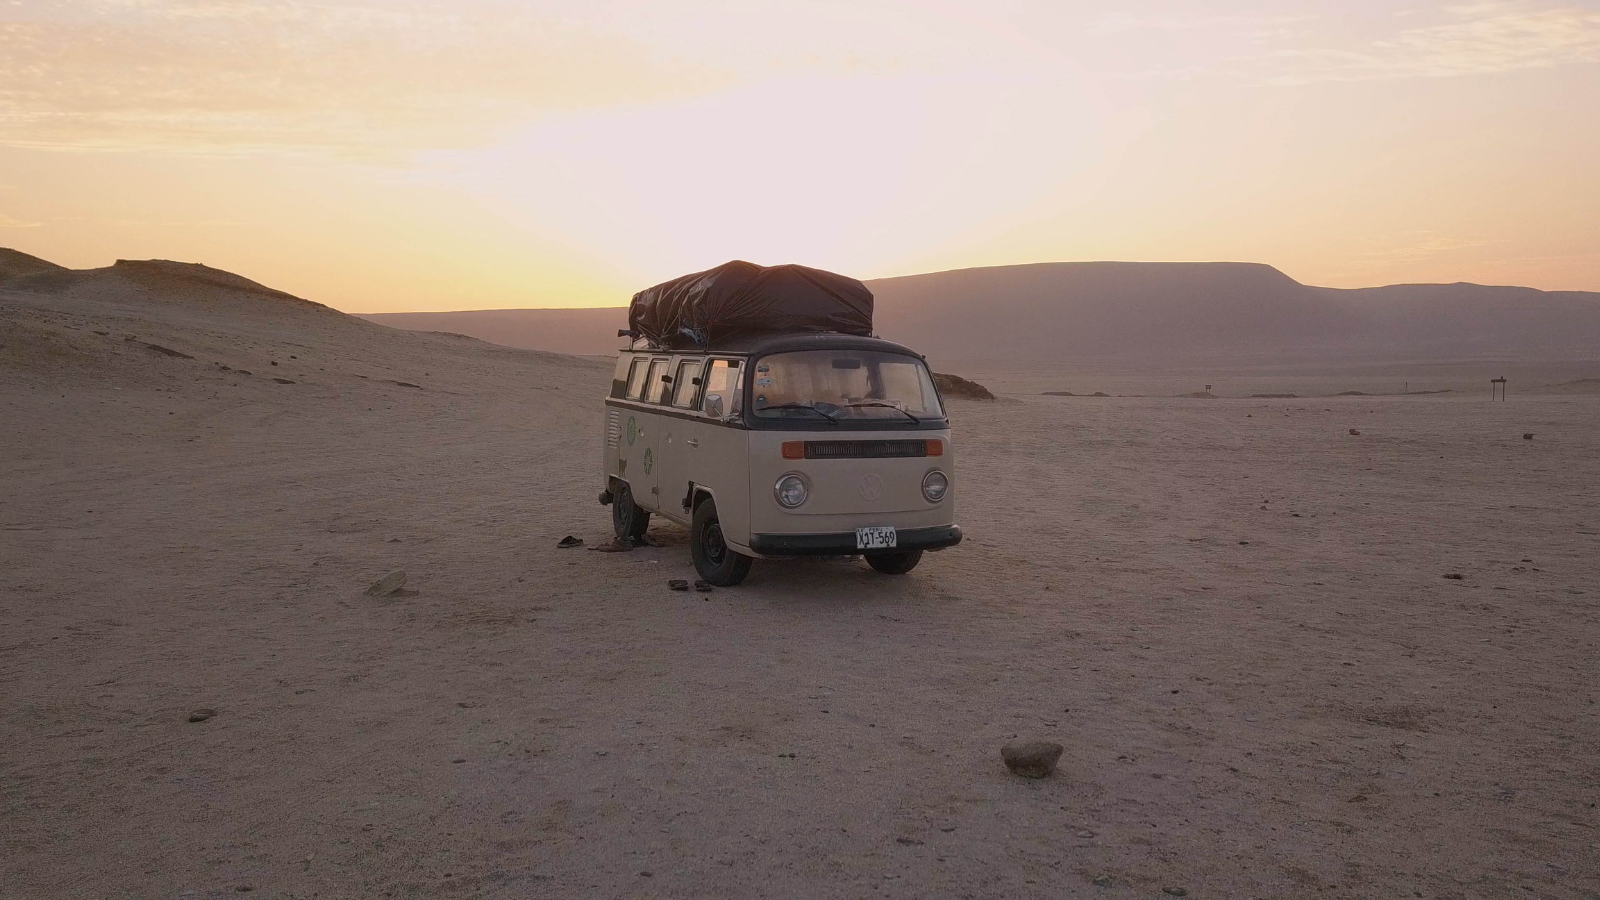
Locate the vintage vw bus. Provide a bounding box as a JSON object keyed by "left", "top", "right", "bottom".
{"left": 599, "top": 332, "right": 961, "bottom": 585}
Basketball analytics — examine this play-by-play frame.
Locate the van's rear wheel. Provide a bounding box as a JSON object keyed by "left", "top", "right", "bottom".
{"left": 611, "top": 482, "right": 650, "bottom": 542}
{"left": 691, "top": 498, "right": 752, "bottom": 587}
{"left": 866, "top": 549, "right": 923, "bottom": 575}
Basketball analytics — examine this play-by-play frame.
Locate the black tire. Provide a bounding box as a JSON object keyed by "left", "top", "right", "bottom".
{"left": 611, "top": 481, "right": 650, "bottom": 542}
{"left": 691, "top": 498, "right": 752, "bottom": 587}
{"left": 866, "top": 549, "right": 923, "bottom": 575}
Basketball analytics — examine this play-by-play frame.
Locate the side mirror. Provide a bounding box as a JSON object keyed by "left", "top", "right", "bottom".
{"left": 704, "top": 393, "right": 723, "bottom": 418}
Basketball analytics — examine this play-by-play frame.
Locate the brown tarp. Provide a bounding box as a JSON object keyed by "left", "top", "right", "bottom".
{"left": 628, "top": 260, "right": 873, "bottom": 349}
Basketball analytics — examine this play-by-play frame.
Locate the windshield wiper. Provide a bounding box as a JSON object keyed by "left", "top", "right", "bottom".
{"left": 759, "top": 402, "right": 839, "bottom": 424}
{"left": 841, "top": 402, "right": 920, "bottom": 424}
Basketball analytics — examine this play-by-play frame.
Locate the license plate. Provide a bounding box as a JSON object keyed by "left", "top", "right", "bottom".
{"left": 856, "top": 526, "right": 897, "bottom": 550}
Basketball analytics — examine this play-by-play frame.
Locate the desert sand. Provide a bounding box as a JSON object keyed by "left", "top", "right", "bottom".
{"left": 4, "top": 261, "right": 1599, "bottom": 899}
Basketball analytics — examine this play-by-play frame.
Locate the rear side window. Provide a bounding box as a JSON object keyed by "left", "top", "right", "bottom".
{"left": 624, "top": 358, "right": 650, "bottom": 400}
{"left": 645, "top": 359, "right": 671, "bottom": 404}
{"left": 673, "top": 360, "right": 704, "bottom": 409}
{"left": 701, "top": 359, "right": 743, "bottom": 416}
{"left": 610, "top": 357, "right": 631, "bottom": 398}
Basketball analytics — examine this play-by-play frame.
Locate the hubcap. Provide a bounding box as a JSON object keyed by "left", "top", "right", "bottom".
{"left": 704, "top": 520, "right": 727, "bottom": 565}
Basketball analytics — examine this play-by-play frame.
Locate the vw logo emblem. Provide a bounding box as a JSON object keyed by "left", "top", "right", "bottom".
{"left": 858, "top": 473, "right": 883, "bottom": 501}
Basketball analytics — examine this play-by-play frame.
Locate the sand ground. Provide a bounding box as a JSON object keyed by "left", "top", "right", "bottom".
{"left": 3, "top": 283, "right": 1599, "bottom": 899}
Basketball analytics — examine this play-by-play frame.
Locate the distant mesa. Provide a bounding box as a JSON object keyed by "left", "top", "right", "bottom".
{"left": 356, "top": 259, "right": 1600, "bottom": 365}
{"left": 871, "top": 261, "right": 1600, "bottom": 365}
{"left": 1179, "top": 391, "right": 1217, "bottom": 399}
{"left": 931, "top": 372, "right": 995, "bottom": 400}
{"left": 13, "top": 248, "right": 1600, "bottom": 366}
{"left": 1251, "top": 393, "right": 1298, "bottom": 398}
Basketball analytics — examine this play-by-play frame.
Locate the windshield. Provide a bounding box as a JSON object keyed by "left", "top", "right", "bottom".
{"left": 750, "top": 350, "right": 945, "bottom": 421}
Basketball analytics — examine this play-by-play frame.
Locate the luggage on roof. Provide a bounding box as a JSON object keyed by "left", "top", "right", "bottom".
{"left": 627, "top": 260, "right": 873, "bottom": 349}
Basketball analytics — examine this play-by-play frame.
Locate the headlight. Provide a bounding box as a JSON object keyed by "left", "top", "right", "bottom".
{"left": 775, "top": 473, "right": 809, "bottom": 508}
{"left": 922, "top": 470, "right": 949, "bottom": 502}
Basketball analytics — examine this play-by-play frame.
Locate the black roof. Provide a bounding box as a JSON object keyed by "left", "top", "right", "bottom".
{"left": 627, "top": 332, "right": 922, "bottom": 358}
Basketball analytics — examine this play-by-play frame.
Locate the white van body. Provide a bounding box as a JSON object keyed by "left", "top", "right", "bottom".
{"left": 599, "top": 333, "right": 961, "bottom": 584}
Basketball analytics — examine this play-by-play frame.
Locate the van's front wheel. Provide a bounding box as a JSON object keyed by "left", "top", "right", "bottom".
{"left": 611, "top": 482, "right": 650, "bottom": 542}
{"left": 691, "top": 498, "right": 752, "bottom": 587}
{"left": 866, "top": 549, "right": 923, "bottom": 575}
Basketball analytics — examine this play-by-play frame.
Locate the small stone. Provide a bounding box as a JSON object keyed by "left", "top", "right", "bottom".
{"left": 1524, "top": 433, "right": 1534, "bottom": 440}
{"left": 451, "top": 758, "right": 465, "bottom": 764}
{"left": 1091, "top": 873, "right": 1112, "bottom": 887}
{"left": 1001, "top": 739, "right": 1064, "bottom": 778}
{"left": 895, "top": 837, "right": 923, "bottom": 845}
{"left": 639, "top": 871, "right": 652, "bottom": 877}
{"left": 365, "top": 570, "right": 407, "bottom": 596}
{"left": 557, "top": 535, "right": 583, "bottom": 549}
{"left": 1077, "top": 830, "right": 1095, "bottom": 838}
{"left": 1442, "top": 573, "right": 1464, "bottom": 580}
{"left": 668, "top": 579, "right": 689, "bottom": 591}
{"left": 1163, "top": 888, "right": 1189, "bottom": 897}
{"left": 187, "top": 708, "right": 217, "bottom": 723}
{"left": 1349, "top": 428, "right": 1361, "bottom": 435}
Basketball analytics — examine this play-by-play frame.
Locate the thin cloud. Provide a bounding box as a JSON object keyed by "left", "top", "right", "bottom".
{"left": 1361, "top": 233, "right": 1491, "bottom": 262}
{"left": 0, "top": 1, "right": 735, "bottom": 156}
{"left": 0, "top": 213, "right": 43, "bottom": 228}
{"left": 1265, "top": 4, "right": 1600, "bottom": 84}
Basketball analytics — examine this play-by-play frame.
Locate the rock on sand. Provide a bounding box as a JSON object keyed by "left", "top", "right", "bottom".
{"left": 1001, "top": 739, "right": 1064, "bottom": 778}
{"left": 365, "top": 570, "right": 407, "bottom": 597}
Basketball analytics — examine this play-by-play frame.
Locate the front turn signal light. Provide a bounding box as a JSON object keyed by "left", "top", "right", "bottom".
{"left": 926, "top": 439, "right": 944, "bottom": 456}
{"left": 782, "top": 441, "right": 805, "bottom": 459}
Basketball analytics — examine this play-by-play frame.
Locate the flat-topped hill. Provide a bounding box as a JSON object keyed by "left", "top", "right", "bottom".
{"left": 360, "top": 261, "right": 1600, "bottom": 363}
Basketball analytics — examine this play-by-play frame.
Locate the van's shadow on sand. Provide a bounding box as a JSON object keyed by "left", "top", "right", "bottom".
{"left": 629, "top": 523, "right": 946, "bottom": 605}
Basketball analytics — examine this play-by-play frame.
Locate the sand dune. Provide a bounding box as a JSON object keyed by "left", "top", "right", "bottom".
{"left": 4, "top": 253, "right": 1599, "bottom": 898}
{"left": 358, "top": 260, "right": 1600, "bottom": 365}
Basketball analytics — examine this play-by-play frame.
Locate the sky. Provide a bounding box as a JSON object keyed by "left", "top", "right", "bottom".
{"left": 2, "top": 0, "right": 1598, "bottom": 312}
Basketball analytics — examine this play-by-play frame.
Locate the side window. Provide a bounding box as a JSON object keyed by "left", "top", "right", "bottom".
{"left": 701, "top": 359, "right": 743, "bottom": 416}
{"left": 624, "top": 357, "right": 649, "bottom": 400}
{"left": 645, "top": 359, "right": 671, "bottom": 404}
{"left": 610, "top": 356, "right": 632, "bottom": 399}
{"left": 672, "top": 360, "right": 704, "bottom": 409}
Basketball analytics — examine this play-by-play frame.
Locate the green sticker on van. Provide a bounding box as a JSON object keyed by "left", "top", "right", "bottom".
{"left": 626, "top": 416, "right": 637, "bottom": 446}
{"left": 643, "top": 447, "right": 654, "bottom": 474}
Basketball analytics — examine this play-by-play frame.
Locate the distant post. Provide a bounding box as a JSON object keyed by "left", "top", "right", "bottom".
{"left": 1491, "top": 377, "right": 1507, "bottom": 401}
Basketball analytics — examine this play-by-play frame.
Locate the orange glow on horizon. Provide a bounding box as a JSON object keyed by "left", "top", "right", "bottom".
{"left": 2, "top": 1, "right": 1598, "bottom": 311}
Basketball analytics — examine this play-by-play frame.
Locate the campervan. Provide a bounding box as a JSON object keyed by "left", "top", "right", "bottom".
{"left": 598, "top": 262, "right": 961, "bottom": 586}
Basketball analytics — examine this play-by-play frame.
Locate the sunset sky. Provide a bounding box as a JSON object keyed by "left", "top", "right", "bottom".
{"left": 3, "top": 1, "right": 1598, "bottom": 311}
